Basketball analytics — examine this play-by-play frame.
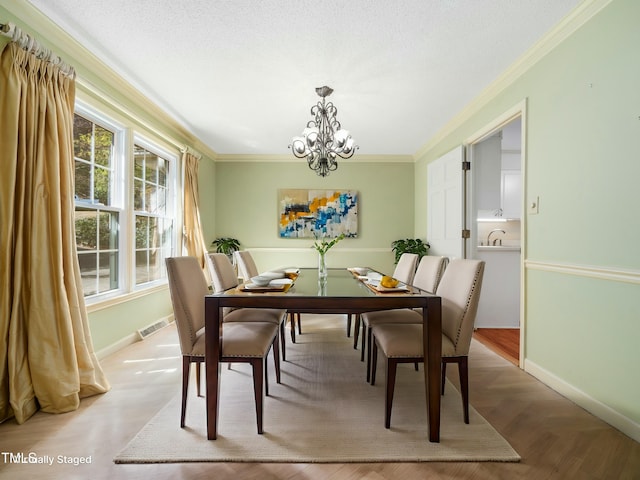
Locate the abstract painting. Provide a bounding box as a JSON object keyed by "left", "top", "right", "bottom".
{"left": 278, "top": 189, "right": 358, "bottom": 238}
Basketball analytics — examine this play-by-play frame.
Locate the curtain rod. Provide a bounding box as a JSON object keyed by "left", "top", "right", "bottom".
{"left": 1, "top": 21, "right": 75, "bottom": 78}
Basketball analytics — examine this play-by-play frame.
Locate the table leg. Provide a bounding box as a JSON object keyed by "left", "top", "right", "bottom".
{"left": 423, "top": 297, "right": 442, "bottom": 442}
{"left": 205, "top": 298, "right": 222, "bottom": 440}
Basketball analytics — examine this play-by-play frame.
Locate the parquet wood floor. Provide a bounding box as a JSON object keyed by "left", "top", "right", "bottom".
{"left": 1, "top": 318, "right": 638, "bottom": 480}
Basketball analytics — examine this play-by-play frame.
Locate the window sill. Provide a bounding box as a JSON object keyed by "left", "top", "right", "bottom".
{"left": 85, "top": 283, "right": 169, "bottom": 313}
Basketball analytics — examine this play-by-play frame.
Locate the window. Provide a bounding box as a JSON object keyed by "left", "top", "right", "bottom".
{"left": 73, "top": 105, "right": 178, "bottom": 301}
{"left": 73, "top": 113, "right": 121, "bottom": 296}
{"left": 133, "top": 143, "right": 174, "bottom": 285}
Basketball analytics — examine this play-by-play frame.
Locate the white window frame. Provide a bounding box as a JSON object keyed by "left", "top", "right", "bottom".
{"left": 74, "top": 100, "right": 181, "bottom": 307}
{"left": 130, "top": 134, "right": 178, "bottom": 291}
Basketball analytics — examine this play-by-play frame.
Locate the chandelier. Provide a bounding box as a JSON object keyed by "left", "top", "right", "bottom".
{"left": 289, "top": 86, "right": 358, "bottom": 177}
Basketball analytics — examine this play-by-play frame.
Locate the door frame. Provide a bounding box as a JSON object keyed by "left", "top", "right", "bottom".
{"left": 464, "top": 99, "right": 527, "bottom": 368}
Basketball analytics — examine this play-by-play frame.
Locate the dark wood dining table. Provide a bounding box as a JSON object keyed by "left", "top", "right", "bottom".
{"left": 204, "top": 267, "right": 443, "bottom": 442}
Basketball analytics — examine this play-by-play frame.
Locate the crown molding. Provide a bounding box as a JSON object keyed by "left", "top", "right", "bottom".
{"left": 414, "top": 0, "right": 613, "bottom": 161}
{"left": 214, "top": 153, "right": 415, "bottom": 163}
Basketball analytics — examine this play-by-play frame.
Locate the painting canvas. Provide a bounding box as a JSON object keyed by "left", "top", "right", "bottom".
{"left": 278, "top": 189, "right": 358, "bottom": 238}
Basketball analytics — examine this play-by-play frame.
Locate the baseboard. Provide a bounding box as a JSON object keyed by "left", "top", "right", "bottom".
{"left": 525, "top": 359, "right": 640, "bottom": 442}
{"left": 95, "top": 332, "right": 138, "bottom": 360}
{"left": 95, "top": 315, "right": 174, "bottom": 360}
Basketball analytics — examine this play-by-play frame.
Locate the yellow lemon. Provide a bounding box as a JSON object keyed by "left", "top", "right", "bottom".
{"left": 380, "top": 275, "right": 399, "bottom": 288}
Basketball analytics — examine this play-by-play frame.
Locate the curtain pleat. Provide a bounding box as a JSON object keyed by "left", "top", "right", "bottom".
{"left": 182, "top": 151, "right": 209, "bottom": 280}
{"left": 0, "top": 42, "right": 110, "bottom": 424}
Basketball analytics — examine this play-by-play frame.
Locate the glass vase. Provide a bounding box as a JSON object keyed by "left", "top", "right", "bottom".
{"left": 318, "top": 252, "right": 327, "bottom": 279}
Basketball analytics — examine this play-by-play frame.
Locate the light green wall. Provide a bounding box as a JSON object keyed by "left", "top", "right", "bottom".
{"left": 212, "top": 160, "right": 415, "bottom": 274}
{"left": 415, "top": 0, "right": 640, "bottom": 426}
{"left": 88, "top": 290, "right": 173, "bottom": 351}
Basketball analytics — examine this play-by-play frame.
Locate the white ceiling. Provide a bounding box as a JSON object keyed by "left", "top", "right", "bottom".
{"left": 27, "top": 0, "right": 581, "bottom": 156}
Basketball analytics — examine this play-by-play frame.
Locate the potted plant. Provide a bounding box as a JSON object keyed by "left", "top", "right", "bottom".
{"left": 391, "top": 238, "right": 430, "bottom": 264}
{"left": 211, "top": 237, "right": 241, "bottom": 263}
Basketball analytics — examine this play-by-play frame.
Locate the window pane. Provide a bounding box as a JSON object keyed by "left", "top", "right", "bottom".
{"left": 78, "top": 251, "right": 97, "bottom": 296}
{"left": 75, "top": 161, "right": 91, "bottom": 201}
{"left": 75, "top": 209, "right": 97, "bottom": 248}
{"left": 94, "top": 125, "right": 113, "bottom": 167}
{"left": 94, "top": 165, "right": 111, "bottom": 205}
{"left": 145, "top": 153, "right": 159, "bottom": 183}
{"left": 135, "top": 250, "right": 149, "bottom": 284}
{"left": 73, "top": 116, "right": 92, "bottom": 162}
{"left": 158, "top": 158, "right": 167, "bottom": 185}
{"left": 98, "top": 211, "right": 118, "bottom": 250}
{"left": 134, "top": 153, "right": 144, "bottom": 179}
{"left": 149, "top": 248, "right": 162, "bottom": 280}
{"left": 145, "top": 183, "right": 157, "bottom": 213}
{"left": 134, "top": 179, "right": 144, "bottom": 210}
{"left": 98, "top": 251, "right": 118, "bottom": 292}
{"left": 135, "top": 215, "right": 148, "bottom": 248}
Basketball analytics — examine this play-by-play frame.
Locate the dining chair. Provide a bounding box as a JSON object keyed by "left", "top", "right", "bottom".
{"left": 392, "top": 252, "right": 419, "bottom": 285}
{"left": 351, "top": 252, "right": 420, "bottom": 356}
{"left": 370, "top": 259, "right": 485, "bottom": 427}
{"left": 356, "top": 255, "right": 448, "bottom": 381}
{"left": 208, "top": 252, "right": 288, "bottom": 362}
{"left": 165, "top": 256, "right": 281, "bottom": 432}
{"left": 234, "top": 249, "right": 303, "bottom": 346}
{"left": 234, "top": 250, "right": 259, "bottom": 283}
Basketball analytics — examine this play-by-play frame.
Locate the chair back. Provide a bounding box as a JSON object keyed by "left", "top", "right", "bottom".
{"left": 165, "top": 256, "right": 209, "bottom": 356}
{"left": 235, "top": 250, "right": 259, "bottom": 282}
{"left": 208, "top": 253, "right": 239, "bottom": 292}
{"left": 435, "top": 259, "right": 485, "bottom": 356}
{"left": 412, "top": 255, "right": 448, "bottom": 293}
{"left": 392, "top": 253, "right": 419, "bottom": 285}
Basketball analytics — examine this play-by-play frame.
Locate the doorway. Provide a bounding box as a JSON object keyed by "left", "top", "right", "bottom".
{"left": 466, "top": 106, "right": 525, "bottom": 367}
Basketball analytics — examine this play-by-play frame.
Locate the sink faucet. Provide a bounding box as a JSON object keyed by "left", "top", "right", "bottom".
{"left": 487, "top": 229, "right": 506, "bottom": 246}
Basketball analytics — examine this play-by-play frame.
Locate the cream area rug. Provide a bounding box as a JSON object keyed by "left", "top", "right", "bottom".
{"left": 115, "top": 314, "right": 520, "bottom": 464}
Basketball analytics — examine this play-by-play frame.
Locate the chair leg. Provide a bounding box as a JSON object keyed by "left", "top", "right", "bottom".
{"left": 280, "top": 319, "right": 286, "bottom": 362}
{"left": 297, "top": 313, "right": 302, "bottom": 334}
{"left": 441, "top": 361, "right": 447, "bottom": 395}
{"left": 251, "top": 359, "right": 264, "bottom": 434}
{"left": 353, "top": 314, "right": 361, "bottom": 349}
{"left": 181, "top": 357, "right": 190, "bottom": 428}
{"left": 196, "top": 360, "right": 202, "bottom": 397}
{"left": 346, "top": 314, "right": 352, "bottom": 337}
{"left": 366, "top": 326, "right": 373, "bottom": 382}
{"left": 385, "top": 358, "right": 398, "bottom": 429}
{"left": 360, "top": 321, "right": 366, "bottom": 361}
{"left": 458, "top": 357, "right": 469, "bottom": 424}
{"left": 289, "top": 312, "right": 296, "bottom": 343}
{"left": 370, "top": 337, "right": 378, "bottom": 385}
{"left": 272, "top": 335, "right": 281, "bottom": 384}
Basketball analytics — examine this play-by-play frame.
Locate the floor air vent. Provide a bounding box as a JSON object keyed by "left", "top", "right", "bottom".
{"left": 137, "top": 319, "right": 169, "bottom": 340}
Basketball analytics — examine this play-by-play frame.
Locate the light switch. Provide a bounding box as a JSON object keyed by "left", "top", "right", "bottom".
{"left": 529, "top": 196, "right": 539, "bottom": 215}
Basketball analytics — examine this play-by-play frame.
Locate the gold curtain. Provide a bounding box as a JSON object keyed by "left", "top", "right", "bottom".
{"left": 182, "top": 151, "right": 209, "bottom": 278}
{"left": 0, "top": 43, "right": 110, "bottom": 424}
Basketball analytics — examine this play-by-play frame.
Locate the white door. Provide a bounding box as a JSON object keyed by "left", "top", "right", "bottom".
{"left": 428, "top": 145, "right": 465, "bottom": 259}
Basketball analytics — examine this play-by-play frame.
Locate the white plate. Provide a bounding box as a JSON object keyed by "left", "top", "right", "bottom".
{"left": 260, "top": 271, "right": 286, "bottom": 280}
{"left": 269, "top": 278, "right": 293, "bottom": 286}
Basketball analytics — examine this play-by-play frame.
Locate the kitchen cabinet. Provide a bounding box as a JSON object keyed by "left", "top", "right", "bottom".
{"left": 475, "top": 248, "right": 520, "bottom": 328}
{"left": 501, "top": 170, "right": 521, "bottom": 219}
